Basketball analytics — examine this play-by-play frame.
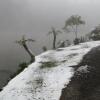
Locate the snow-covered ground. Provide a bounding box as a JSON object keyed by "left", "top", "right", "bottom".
{"left": 0, "top": 41, "right": 100, "bottom": 100}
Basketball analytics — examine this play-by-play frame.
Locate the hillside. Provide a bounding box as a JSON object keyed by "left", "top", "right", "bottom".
{"left": 0, "top": 41, "right": 100, "bottom": 100}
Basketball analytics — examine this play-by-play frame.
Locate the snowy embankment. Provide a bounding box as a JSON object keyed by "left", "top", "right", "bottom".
{"left": 0, "top": 41, "right": 100, "bottom": 100}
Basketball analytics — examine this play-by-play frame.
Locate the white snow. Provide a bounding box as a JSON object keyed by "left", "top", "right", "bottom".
{"left": 0, "top": 41, "right": 100, "bottom": 100}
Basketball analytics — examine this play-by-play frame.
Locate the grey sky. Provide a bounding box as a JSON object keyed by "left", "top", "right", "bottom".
{"left": 0, "top": 0, "right": 100, "bottom": 71}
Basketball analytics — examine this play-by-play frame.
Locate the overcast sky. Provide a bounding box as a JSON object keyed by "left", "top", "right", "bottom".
{"left": 0, "top": 0, "right": 100, "bottom": 71}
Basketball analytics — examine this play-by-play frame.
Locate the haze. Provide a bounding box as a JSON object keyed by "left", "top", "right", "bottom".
{"left": 0, "top": 0, "right": 100, "bottom": 71}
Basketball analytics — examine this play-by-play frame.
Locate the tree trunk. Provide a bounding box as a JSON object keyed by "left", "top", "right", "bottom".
{"left": 23, "top": 43, "right": 35, "bottom": 63}
{"left": 75, "top": 25, "right": 78, "bottom": 39}
{"left": 53, "top": 33, "right": 56, "bottom": 49}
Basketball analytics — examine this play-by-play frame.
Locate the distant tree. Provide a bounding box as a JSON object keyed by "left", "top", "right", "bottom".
{"left": 63, "top": 15, "right": 85, "bottom": 44}
{"left": 89, "top": 25, "right": 100, "bottom": 40}
{"left": 16, "top": 35, "right": 35, "bottom": 63}
{"left": 48, "top": 27, "right": 62, "bottom": 49}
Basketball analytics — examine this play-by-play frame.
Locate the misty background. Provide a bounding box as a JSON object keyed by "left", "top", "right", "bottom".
{"left": 0, "top": 0, "right": 100, "bottom": 72}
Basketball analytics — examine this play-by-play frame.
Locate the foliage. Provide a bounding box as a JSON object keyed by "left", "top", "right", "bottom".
{"left": 73, "top": 38, "right": 80, "bottom": 45}
{"left": 89, "top": 25, "right": 100, "bottom": 40}
{"left": 63, "top": 15, "right": 85, "bottom": 44}
{"left": 15, "top": 35, "right": 35, "bottom": 46}
{"left": 10, "top": 62, "right": 28, "bottom": 79}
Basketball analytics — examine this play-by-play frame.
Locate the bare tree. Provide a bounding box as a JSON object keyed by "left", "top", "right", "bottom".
{"left": 48, "top": 27, "right": 62, "bottom": 49}
{"left": 16, "top": 35, "right": 35, "bottom": 63}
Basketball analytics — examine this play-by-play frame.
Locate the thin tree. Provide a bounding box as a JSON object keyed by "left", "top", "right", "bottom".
{"left": 63, "top": 15, "right": 85, "bottom": 39}
{"left": 48, "top": 27, "right": 62, "bottom": 49}
{"left": 16, "top": 35, "right": 35, "bottom": 63}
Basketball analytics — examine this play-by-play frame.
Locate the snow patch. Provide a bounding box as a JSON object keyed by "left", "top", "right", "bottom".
{"left": 77, "top": 65, "right": 89, "bottom": 73}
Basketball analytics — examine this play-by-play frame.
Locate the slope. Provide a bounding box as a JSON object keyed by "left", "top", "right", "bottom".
{"left": 0, "top": 41, "right": 100, "bottom": 100}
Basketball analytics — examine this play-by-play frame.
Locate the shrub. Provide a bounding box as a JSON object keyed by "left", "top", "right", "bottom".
{"left": 40, "top": 61, "right": 57, "bottom": 68}
{"left": 42, "top": 46, "right": 47, "bottom": 52}
{"left": 73, "top": 38, "right": 80, "bottom": 45}
{"left": 10, "top": 62, "right": 28, "bottom": 79}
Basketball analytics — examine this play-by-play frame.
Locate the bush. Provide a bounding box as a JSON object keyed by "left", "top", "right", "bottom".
{"left": 89, "top": 25, "right": 100, "bottom": 40}
{"left": 40, "top": 61, "right": 57, "bottom": 68}
{"left": 10, "top": 62, "right": 28, "bottom": 79}
{"left": 42, "top": 46, "right": 47, "bottom": 52}
{"left": 73, "top": 36, "right": 87, "bottom": 45}
{"left": 73, "top": 38, "right": 80, "bottom": 45}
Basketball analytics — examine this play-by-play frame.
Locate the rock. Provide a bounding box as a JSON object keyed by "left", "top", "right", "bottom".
{"left": 60, "top": 46, "right": 100, "bottom": 100}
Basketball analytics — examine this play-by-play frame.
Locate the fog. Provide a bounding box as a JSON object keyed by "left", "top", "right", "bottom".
{"left": 0, "top": 0, "right": 100, "bottom": 71}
